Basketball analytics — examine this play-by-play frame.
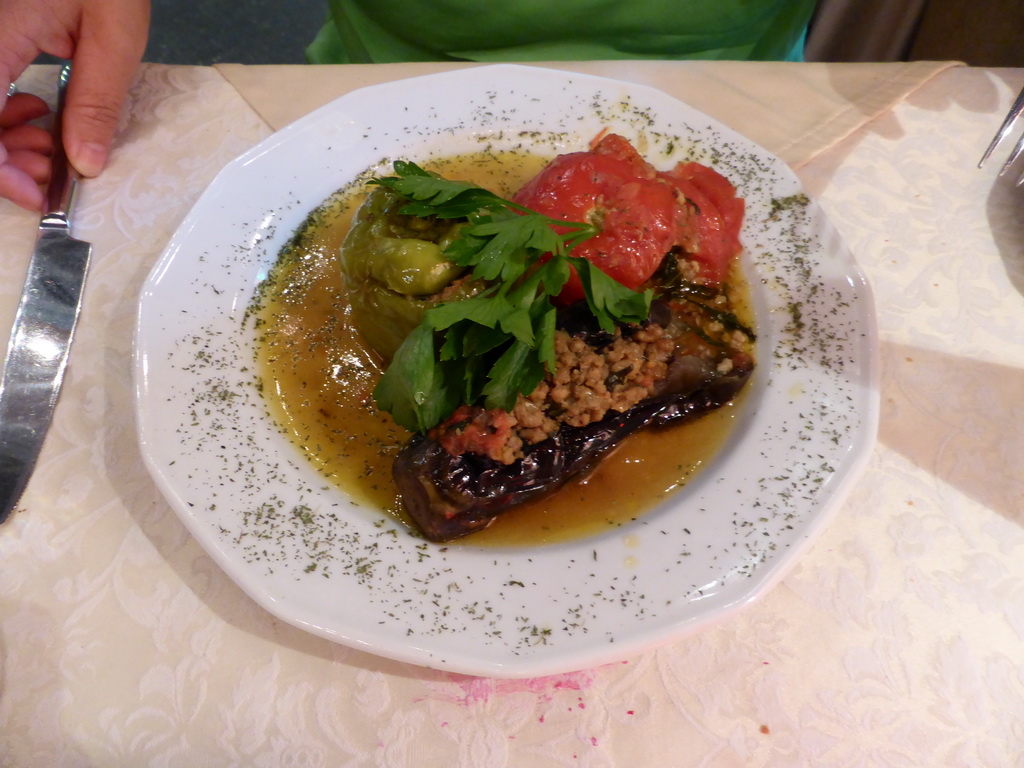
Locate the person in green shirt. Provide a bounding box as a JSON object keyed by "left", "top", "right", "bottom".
{"left": 308, "top": 0, "right": 818, "bottom": 64}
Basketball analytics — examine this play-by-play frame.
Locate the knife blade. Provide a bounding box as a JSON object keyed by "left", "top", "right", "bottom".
{"left": 0, "top": 63, "right": 92, "bottom": 523}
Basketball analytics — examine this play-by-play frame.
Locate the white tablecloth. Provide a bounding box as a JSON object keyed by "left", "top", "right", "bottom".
{"left": 1, "top": 61, "right": 1022, "bottom": 767}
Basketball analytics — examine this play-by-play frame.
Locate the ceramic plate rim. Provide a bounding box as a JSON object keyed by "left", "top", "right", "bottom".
{"left": 134, "top": 64, "right": 879, "bottom": 678}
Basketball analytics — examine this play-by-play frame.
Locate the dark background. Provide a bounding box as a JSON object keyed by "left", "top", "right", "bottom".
{"left": 143, "top": 0, "right": 326, "bottom": 64}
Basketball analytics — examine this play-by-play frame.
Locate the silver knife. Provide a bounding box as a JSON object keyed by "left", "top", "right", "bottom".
{"left": 0, "top": 63, "right": 92, "bottom": 522}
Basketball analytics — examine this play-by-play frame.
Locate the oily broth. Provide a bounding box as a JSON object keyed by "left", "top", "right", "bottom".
{"left": 254, "top": 152, "right": 549, "bottom": 525}
{"left": 255, "top": 151, "right": 753, "bottom": 546}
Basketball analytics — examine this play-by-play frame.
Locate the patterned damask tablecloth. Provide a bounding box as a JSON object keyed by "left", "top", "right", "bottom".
{"left": 0, "top": 61, "right": 1022, "bottom": 766}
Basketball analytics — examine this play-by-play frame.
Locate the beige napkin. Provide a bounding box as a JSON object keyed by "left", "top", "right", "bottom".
{"left": 215, "top": 59, "right": 960, "bottom": 168}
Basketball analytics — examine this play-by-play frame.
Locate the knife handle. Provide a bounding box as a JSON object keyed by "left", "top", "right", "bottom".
{"left": 44, "top": 63, "right": 81, "bottom": 226}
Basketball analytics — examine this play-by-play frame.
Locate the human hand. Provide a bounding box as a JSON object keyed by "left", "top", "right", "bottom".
{"left": 0, "top": 0, "right": 150, "bottom": 210}
{"left": 0, "top": 92, "right": 52, "bottom": 210}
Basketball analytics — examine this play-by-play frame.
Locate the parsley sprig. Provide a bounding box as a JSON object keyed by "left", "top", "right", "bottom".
{"left": 370, "top": 161, "right": 652, "bottom": 434}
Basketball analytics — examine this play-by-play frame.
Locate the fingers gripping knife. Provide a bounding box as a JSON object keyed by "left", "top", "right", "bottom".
{"left": 0, "top": 64, "right": 92, "bottom": 522}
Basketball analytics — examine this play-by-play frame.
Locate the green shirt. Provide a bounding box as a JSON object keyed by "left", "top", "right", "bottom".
{"left": 308, "top": 0, "right": 817, "bottom": 64}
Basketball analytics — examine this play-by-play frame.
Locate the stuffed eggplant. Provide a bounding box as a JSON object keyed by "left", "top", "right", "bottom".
{"left": 340, "top": 134, "right": 755, "bottom": 542}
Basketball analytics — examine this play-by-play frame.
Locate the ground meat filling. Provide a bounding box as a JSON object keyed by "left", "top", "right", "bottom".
{"left": 428, "top": 252, "right": 754, "bottom": 466}
{"left": 432, "top": 322, "right": 676, "bottom": 465}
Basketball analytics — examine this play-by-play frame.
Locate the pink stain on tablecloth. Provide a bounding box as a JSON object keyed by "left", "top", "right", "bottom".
{"left": 420, "top": 667, "right": 603, "bottom": 707}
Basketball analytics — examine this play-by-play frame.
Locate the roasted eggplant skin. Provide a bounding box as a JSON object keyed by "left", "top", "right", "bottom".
{"left": 393, "top": 360, "right": 753, "bottom": 543}
{"left": 340, "top": 187, "right": 475, "bottom": 361}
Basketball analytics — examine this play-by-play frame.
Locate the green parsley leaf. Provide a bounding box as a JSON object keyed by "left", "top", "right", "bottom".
{"left": 480, "top": 339, "right": 546, "bottom": 412}
{"left": 572, "top": 257, "right": 653, "bottom": 332}
{"left": 372, "top": 161, "right": 505, "bottom": 218}
{"left": 372, "top": 323, "right": 457, "bottom": 433}
{"left": 368, "top": 162, "right": 652, "bottom": 434}
{"left": 427, "top": 290, "right": 505, "bottom": 331}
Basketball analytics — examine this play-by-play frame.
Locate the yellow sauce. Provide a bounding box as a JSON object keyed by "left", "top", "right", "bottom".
{"left": 254, "top": 152, "right": 751, "bottom": 547}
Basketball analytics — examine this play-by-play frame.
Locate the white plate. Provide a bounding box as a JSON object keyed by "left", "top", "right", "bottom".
{"left": 134, "top": 65, "right": 878, "bottom": 678}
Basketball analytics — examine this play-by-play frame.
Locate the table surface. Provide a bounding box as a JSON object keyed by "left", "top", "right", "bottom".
{"left": 0, "top": 61, "right": 1022, "bottom": 767}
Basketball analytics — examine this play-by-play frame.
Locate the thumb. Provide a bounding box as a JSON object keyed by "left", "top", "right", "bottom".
{"left": 62, "top": 0, "right": 149, "bottom": 177}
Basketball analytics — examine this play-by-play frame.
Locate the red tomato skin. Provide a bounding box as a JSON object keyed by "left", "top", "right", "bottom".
{"left": 660, "top": 162, "right": 744, "bottom": 283}
{"left": 514, "top": 135, "right": 690, "bottom": 303}
{"left": 514, "top": 134, "right": 743, "bottom": 302}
